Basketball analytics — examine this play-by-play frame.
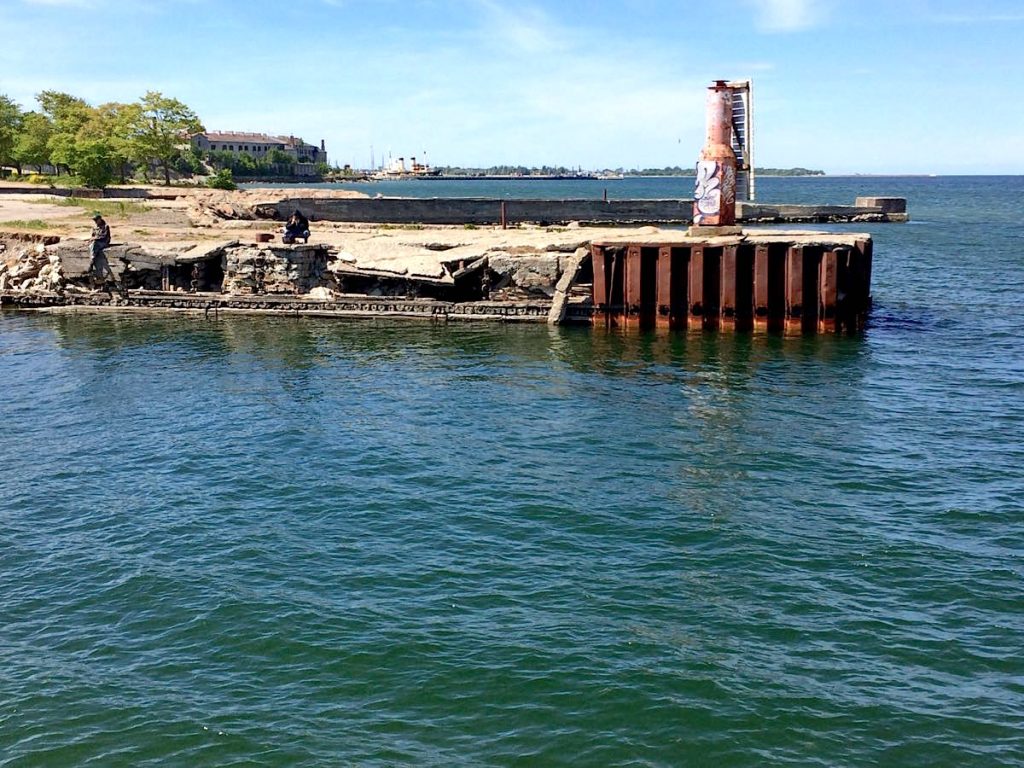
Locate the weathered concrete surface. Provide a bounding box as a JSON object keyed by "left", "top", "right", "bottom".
{"left": 271, "top": 197, "right": 694, "bottom": 225}
{"left": 265, "top": 196, "right": 908, "bottom": 226}
{"left": 223, "top": 244, "right": 335, "bottom": 295}
{"left": 737, "top": 201, "right": 907, "bottom": 223}
{"left": 854, "top": 196, "right": 907, "bottom": 214}
{"left": 1, "top": 289, "right": 557, "bottom": 324}
{"left": 547, "top": 247, "right": 589, "bottom": 325}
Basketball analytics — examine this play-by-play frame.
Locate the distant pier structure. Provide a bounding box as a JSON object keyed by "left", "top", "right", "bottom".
{"left": 588, "top": 79, "right": 880, "bottom": 334}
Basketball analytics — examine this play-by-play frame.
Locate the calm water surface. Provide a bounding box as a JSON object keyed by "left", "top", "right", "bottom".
{"left": 2, "top": 178, "right": 1022, "bottom": 766}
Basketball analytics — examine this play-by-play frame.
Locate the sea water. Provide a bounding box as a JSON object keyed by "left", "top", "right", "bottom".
{"left": 1, "top": 177, "right": 1022, "bottom": 766}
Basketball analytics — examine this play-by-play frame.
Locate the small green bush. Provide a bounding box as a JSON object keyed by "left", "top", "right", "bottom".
{"left": 207, "top": 169, "right": 237, "bottom": 190}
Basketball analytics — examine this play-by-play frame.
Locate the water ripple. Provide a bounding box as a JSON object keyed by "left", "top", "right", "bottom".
{"left": 3, "top": 189, "right": 1024, "bottom": 768}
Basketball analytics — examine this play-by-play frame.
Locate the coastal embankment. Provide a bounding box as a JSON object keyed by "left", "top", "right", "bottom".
{"left": 0, "top": 185, "right": 885, "bottom": 332}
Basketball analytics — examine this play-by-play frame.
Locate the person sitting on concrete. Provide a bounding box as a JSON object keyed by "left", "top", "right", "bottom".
{"left": 88, "top": 213, "right": 113, "bottom": 286}
{"left": 282, "top": 210, "right": 310, "bottom": 244}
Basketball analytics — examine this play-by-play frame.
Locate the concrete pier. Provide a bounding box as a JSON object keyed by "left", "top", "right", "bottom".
{"left": 1, "top": 228, "right": 873, "bottom": 334}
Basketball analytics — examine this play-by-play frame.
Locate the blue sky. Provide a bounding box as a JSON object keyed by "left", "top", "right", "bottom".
{"left": 1, "top": 0, "right": 1022, "bottom": 174}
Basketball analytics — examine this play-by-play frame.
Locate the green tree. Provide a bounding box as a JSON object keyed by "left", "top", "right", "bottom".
{"left": 205, "top": 149, "right": 234, "bottom": 171}
{"left": 13, "top": 111, "right": 52, "bottom": 172}
{"left": 47, "top": 132, "right": 79, "bottom": 177}
{"left": 232, "top": 152, "right": 258, "bottom": 176}
{"left": 129, "top": 91, "right": 203, "bottom": 186}
{"left": 266, "top": 148, "right": 292, "bottom": 166}
{"left": 37, "top": 91, "right": 93, "bottom": 176}
{"left": 88, "top": 102, "right": 142, "bottom": 183}
{"left": 0, "top": 95, "right": 23, "bottom": 175}
{"left": 74, "top": 137, "right": 114, "bottom": 188}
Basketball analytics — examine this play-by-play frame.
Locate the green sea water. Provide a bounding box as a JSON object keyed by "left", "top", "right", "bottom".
{"left": 1, "top": 177, "right": 1022, "bottom": 766}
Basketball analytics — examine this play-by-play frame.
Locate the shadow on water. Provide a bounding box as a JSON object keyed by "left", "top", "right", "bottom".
{"left": 34, "top": 311, "right": 875, "bottom": 383}
{"left": 866, "top": 301, "right": 956, "bottom": 334}
{"left": 551, "top": 323, "right": 871, "bottom": 377}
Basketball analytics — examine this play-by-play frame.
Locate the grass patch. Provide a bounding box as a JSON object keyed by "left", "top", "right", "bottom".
{"left": 58, "top": 198, "right": 151, "bottom": 216}
{"left": 378, "top": 223, "right": 424, "bottom": 231}
{"left": 24, "top": 196, "right": 150, "bottom": 216}
{"left": 0, "top": 219, "right": 51, "bottom": 230}
{"left": 463, "top": 223, "right": 479, "bottom": 230}
{"left": 22, "top": 175, "right": 83, "bottom": 188}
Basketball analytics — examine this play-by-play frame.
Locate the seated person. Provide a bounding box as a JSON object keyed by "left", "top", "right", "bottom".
{"left": 282, "top": 209, "right": 310, "bottom": 244}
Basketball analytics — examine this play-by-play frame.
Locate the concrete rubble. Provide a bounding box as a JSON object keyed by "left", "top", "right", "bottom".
{"left": 0, "top": 228, "right": 590, "bottom": 312}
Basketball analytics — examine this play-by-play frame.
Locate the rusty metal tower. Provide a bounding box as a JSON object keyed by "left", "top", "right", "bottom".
{"left": 693, "top": 79, "right": 755, "bottom": 227}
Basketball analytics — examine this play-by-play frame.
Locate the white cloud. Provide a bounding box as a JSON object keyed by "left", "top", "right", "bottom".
{"left": 471, "top": 0, "right": 570, "bottom": 55}
{"left": 743, "top": 0, "right": 827, "bottom": 32}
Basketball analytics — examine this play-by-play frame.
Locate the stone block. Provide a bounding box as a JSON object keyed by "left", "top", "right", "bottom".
{"left": 854, "top": 197, "right": 906, "bottom": 214}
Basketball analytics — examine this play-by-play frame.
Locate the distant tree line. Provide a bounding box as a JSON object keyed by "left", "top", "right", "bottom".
{"left": 0, "top": 90, "right": 333, "bottom": 188}
{"left": 439, "top": 165, "right": 581, "bottom": 176}
{"left": 0, "top": 90, "right": 204, "bottom": 187}
{"left": 436, "top": 165, "right": 825, "bottom": 177}
{"left": 625, "top": 166, "right": 824, "bottom": 177}
{"left": 202, "top": 148, "right": 331, "bottom": 180}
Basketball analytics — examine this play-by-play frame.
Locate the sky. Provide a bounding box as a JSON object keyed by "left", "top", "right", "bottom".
{"left": 1, "top": 0, "right": 1022, "bottom": 174}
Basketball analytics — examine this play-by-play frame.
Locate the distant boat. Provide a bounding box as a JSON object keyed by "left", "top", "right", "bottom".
{"left": 370, "top": 156, "right": 441, "bottom": 180}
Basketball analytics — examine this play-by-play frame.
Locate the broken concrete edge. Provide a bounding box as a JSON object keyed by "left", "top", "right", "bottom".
{"left": 0, "top": 238, "right": 595, "bottom": 323}
{"left": 0, "top": 290, "right": 577, "bottom": 325}
{"left": 547, "top": 247, "right": 590, "bottom": 326}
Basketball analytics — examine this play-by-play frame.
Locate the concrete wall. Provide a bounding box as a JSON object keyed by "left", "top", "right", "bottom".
{"left": 275, "top": 198, "right": 695, "bottom": 225}
{"left": 272, "top": 197, "right": 904, "bottom": 226}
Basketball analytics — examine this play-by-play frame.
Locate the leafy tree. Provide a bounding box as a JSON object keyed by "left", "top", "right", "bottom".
{"left": 38, "top": 91, "right": 93, "bottom": 175}
{"left": 85, "top": 102, "right": 142, "bottom": 183}
{"left": 37, "top": 91, "right": 90, "bottom": 128}
{"left": 175, "top": 152, "right": 203, "bottom": 175}
{"left": 0, "top": 95, "right": 23, "bottom": 175}
{"left": 266, "top": 149, "right": 292, "bottom": 166}
{"left": 232, "top": 152, "right": 259, "bottom": 176}
{"left": 47, "top": 132, "right": 79, "bottom": 177}
{"left": 75, "top": 105, "right": 123, "bottom": 186}
{"left": 74, "top": 137, "right": 114, "bottom": 188}
{"left": 13, "top": 111, "right": 52, "bottom": 172}
{"left": 129, "top": 91, "right": 203, "bottom": 186}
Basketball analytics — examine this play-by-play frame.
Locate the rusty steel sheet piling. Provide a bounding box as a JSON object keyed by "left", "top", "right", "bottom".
{"left": 590, "top": 232, "right": 873, "bottom": 335}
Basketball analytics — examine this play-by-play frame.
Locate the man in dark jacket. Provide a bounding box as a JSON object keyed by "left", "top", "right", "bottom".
{"left": 282, "top": 209, "right": 310, "bottom": 244}
{"left": 88, "top": 213, "right": 112, "bottom": 286}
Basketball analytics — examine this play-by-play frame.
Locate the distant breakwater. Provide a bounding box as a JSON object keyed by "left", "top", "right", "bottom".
{"left": 263, "top": 197, "right": 906, "bottom": 226}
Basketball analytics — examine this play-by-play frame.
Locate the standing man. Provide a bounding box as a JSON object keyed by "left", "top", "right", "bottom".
{"left": 88, "top": 212, "right": 111, "bottom": 287}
